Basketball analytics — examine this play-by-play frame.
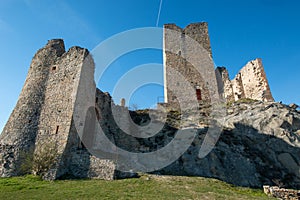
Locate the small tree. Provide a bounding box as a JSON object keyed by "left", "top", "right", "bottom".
{"left": 20, "top": 139, "right": 59, "bottom": 177}
{"left": 19, "top": 148, "right": 34, "bottom": 175}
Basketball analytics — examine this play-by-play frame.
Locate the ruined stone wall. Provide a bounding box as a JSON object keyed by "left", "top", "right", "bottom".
{"left": 215, "top": 67, "right": 234, "bottom": 102}
{"left": 0, "top": 24, "right": 277, "bottom": 182}
{"left": 163, "top": 23, "right": 214, "bottom": 108}
{"left": 231, "top": 73, "right": 246, "bottom": 101}
{"left": 0, "top": 40, "right": 65, "bottom": 145}
{"left": 0, "top": 39, "right": 119, "bottom": 179}
{"left": 263, "top": 185, "right": 300, "bottom": 200}
{"left": 43, "top": 42, "right": 120, "bottom": 180}
{"left": 218, "top": 59, "right": 274, "bottom": 102}
{"left": 164, "top": 23, "right": 273, "bottom": 104}
{"left": 35, "top": 43, "right": 92, "bottom": 178}
{"left": 236, "top": 58, "right": 274, "bottom": 102}
{"left": 0, "top": 39, "right": 65, "bottom": 176}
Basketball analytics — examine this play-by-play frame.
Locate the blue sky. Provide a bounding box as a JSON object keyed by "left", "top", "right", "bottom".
{"left": 0, "top": 0, "right": 299, "bottom": 132}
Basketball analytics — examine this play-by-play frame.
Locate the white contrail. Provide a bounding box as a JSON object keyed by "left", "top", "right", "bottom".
{"left": 156, "top": 0, "right": 163, "bottom": 27}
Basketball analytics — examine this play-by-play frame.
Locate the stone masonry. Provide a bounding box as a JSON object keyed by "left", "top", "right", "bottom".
{"left": 164, "top": 22, "right": 274, "bottom": 109}
{"left": 216, "top": 58, "right": 274, "bottom": 102}
{"left": 163, "top": 22, "right": 214, "bottom": 107}
{"left": 0, "top": 39, "right": 118, "bottom": 180}
{"left": 263, "top": 185, "right": 300, "bottom": 200}
{"left": 0, "top": 22, "right": 278, "bottom": 182}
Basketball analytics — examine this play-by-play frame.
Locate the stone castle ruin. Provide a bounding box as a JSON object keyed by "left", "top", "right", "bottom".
{"left": 0, "top": 40, "right": 117, "bottom": 180}
{"left": 216, "top": 59, "right": 274, "bottom": 102}
{"left": 2, "top": 22, "right": 298, "bottom": 190}
{"left": 163, "top": 22, "right": 273, "bottom": 106}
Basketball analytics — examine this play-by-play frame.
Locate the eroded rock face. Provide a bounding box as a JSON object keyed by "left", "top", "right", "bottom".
{"left": 0, "top": 36, "right": 296, "bottom": 190}
{"left": 152, "top": 101, "right": 300, "bottom": 189}
{"left": 88, "top": 98, "right": 300, "bottom": 189}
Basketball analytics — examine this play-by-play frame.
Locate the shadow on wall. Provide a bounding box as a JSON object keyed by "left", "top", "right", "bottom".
{"left": 154, "top": 123, "right": 300, "bottom": 189}
{"left": 43, "top": 96, "right": 300, "bottom": 188}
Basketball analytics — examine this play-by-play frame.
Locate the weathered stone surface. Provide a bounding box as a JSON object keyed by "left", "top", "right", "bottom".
{"left": 0, "top": 22, "right": 295, "bottom": 189}
{"left": 228, "top": 58, "right": 274, "bottom": 102}
{"left": 215, "top": 67, "right": 234, "bottom": 102}
{"left": 238, "top": 58, "right": 273, "bottom": 102}
{"left": 163, "top": 22, "right": 214, "bottom": 107}
{"left": 0, "top": 39, "right": 121, "bottom": 180}
{"left": 263, "top": 185, "right": 300, "bottom": 200}
{"left": 84, "top": 98, "right": 300, "bottom": 189}
{"left": 164, "top": 23, "right": 274, "bottom": 109}
{"left": 151, "top": 101, "right": 300, "bottom": 189}
{"left": 0, "top": 39, "right": 66, "bottom": 177}
{"left": 289, "top": 103, "right": 299, "bottom": 110}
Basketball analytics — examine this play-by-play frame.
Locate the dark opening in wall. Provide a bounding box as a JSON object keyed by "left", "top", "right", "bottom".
{"left": 52, "top": 66, "right": 57, "bottom": 71}
{"left": 96, "top": 97, "right": 98, "bottom": 103}
{"left": 196, "top": 89, "right": 202, "bottom": 101}
{"left": 55, "top": 126, "right": 59, "bottom": 134}
{"left": 181, "top": 31, "right": 185, "bottom": 38}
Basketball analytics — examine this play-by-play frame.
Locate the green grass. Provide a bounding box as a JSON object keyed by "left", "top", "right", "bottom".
{"left": 0, "top": 174, "right": 274, "bottom": 200}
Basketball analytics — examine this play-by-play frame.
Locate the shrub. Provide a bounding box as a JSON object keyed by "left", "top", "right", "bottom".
{"left": 20, "top": 139, "right": 59, "bottom": 177}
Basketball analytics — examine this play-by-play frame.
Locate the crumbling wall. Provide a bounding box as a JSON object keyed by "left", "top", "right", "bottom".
{"left": 0, "top": 39, "right": 65, "bottom": 176}
{"left": 36, "top": 44, "right": 91, "bottom": 179}
{"left": 218, "top": 58, "right": 274, "bottom": 102}
{"left": 232, "top": 73, "right": 246, "bottom": 101}
{"left": 263, "top": 185, "right": 300, "bottom": 200}
{"left": 237, "top": 58, "right": 274, "bottom": 102}
{"left": 215, "top": 67, "right": 234, "bottom": 102}
{"left": 0, "top": 23, "right": 277, "bottom": 182}
{"left": 0, "top": 39, "right": 119, "bottom": 180}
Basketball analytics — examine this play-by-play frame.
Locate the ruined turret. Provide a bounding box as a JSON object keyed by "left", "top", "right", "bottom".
{"left": 0, "top": 39, "right": 66, "bottom": 176}
{"left": 0, "top": 39, "right": 117, "bottom": 179}
{"left": 217, "top": 58, "right": 274, "bottom": 102}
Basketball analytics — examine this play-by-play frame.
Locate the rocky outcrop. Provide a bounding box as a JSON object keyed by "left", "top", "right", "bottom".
{"left": 0, "top": 37, "right": 296, "bottom": 191}
{"left": 151, "top": 101, "right": 300, "bottom": 189}
{"left": 91, "top": 99, "right": 300, "bottom": 189}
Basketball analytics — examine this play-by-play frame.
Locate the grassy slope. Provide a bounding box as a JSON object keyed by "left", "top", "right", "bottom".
{"left": 0, "top": 175, "right": 274, "bottom": 200}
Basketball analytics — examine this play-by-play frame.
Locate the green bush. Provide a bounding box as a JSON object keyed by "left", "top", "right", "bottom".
{"left": 20, "top": 140, "right": 59, "bottom": 177}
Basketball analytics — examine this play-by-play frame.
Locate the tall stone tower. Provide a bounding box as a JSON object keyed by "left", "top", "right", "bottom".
{"left": 163, "top": 22, "right": 274, "bottom": 106}
{"left": 163, "top": 22, "right": 216, "bottom": 107}
{"left": 0, "top": 39, "right": 117, "bottom": 179}
{"left": 0, "top": 39, "right": 66, "bottom": 176}
{"left": 1, "top": 40, "right": 65, "bottom": 144}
